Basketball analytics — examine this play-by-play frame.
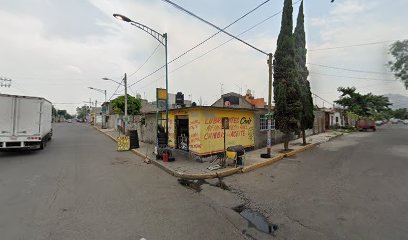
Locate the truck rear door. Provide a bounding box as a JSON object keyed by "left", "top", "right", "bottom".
{"left": 14, "top": 98, "right": 42, "bottom": 137}
{"left": 0, "top": 95, "right": 14, "bottom": 137}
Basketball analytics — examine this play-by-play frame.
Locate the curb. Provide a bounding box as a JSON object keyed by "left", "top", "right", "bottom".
{"left": 93, "top": 126, "right": 118, "bottom": 143}
{"left": 241, "top": 154, "right": 285, "bottom": 173}
{"left": 151, "top": 160, "right": 242, "bottom": 180}
{"left": 241, "top": 143, "right": 318, "bottom": 174}
{"left": 93, "top": 126, "right": 340, "bottom": 179}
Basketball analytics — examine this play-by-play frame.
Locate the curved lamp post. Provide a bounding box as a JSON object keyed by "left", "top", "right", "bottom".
{"left": 88, "top": 87, "right": 107, "bottom": 103}
{"left": 113, "top": 13, "right": 169, "bottom": 146}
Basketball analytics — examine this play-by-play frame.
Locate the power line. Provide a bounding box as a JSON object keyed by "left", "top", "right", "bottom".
{"left": 161, "top": 0, "right": 268, "bottom": 55}
{"left": 128, "top": 43, "right": 161, "bottom": 78}
{"left": 312, "top": 92, "right": 334, "bottom": 106}
{"left": 53, "top": 103, "right": 83, "bottom": 105}
{"left": 127, "top": 0, "right": 280, "bottom": 87}
{"left": 309, "top": 72, "right": 398, "bottom": 82}
{"left": 167, "top": 0, "right": 271, "bottom": 64}
{"left": 108, "top": 78, "right": 124, "bottom": 101}
{"left": 309, "top": 39, "right": 408, "bottom": 52}
{"left": 307, "top": 63, "right": 393, "bottom": 75}
{"left": 126, "top": 1, "right": 302, "bottom": 91}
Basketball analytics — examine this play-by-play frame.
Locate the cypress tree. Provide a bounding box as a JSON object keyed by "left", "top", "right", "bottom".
{"left": 273, "top": 0, "right": 302, "bottom": 151}
{"left": 294, "top": 1, "right": 314, "bottom": 145}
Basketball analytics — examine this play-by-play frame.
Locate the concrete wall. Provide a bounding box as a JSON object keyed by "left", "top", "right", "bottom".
{"left": 313, "top": 110, "right": 325, "bottom": 134}
{"left": 253, "top": 109, "right": 297, "bottom": 149}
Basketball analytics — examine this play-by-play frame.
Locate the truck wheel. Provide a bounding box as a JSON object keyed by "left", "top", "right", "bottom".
{"left": 40, "top": 140, "right": 46, "bottom": 150}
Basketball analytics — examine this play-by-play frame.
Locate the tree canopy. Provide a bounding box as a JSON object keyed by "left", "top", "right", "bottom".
{"left": 389, "top": 40, "right": 408, "bottom": 90}
{"left": 273, "top": 0, "right": 302, "bottom": 140}
{"left": 76, "top": 105, "right": 89, "bottom": 120}
{"left": 111, "top": 95, "right": 141, "bottom": 115}
{"left": 335, "top": 87, "right": 392, "bottom": 117}
{"left": 294, "top": 1, "right": 314, "bottom": 145}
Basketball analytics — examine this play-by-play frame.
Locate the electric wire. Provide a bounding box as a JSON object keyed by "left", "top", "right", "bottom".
{"left": 160, "top": 0, "right": 268, "bottom": 55}
{"left": 126, "top": 1, "right": 302, "bottom": 91}
{"left": 128, "top": 43, "right": 161, "bottom": 78}
{"left": 309, "top": 72, "right": 398, "bottom": 82}
{"left": 167, "top": 0, "right": 271, "bottom": 65}
{"left": 108, "top": 78, "right": 124, "bottom": 101}
{"left": 307, "top": 63, "right": 393, "bottom": 75}
{"left": 309, "top": 38, "right": 408, "bottom": 51}
{"left": 126, "top": 0, "right": 279, "bottom": 86}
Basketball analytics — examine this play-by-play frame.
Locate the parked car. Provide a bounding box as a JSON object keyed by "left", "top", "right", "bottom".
{"left": 66, "top": 119, "right": 72, "bottom": 123}
{"left": 390, "top": 118, "right": 399, "bottom": 124}
{"left": 403, "top": 119, "right": 408, "bottom": 125}
{"left": 375, "top": 120, "right": 383, "bottom": 126}
{"left": 357, "top": 119, "right": 376, "bottom": 131}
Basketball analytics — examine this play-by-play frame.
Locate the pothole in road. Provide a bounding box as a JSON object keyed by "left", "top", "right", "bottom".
{"left": 177, "top": 179, "right": 206, "bottom": 192}
{"left": 177, "top": 177, "right": 231, "bottom": 192}
{"left": 233, "top": 205, "right": 278, "bottom": 235}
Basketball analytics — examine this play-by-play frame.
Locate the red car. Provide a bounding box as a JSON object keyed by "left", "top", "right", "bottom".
{"left": 357, "top": 119, "right": 376, "bottom": 131}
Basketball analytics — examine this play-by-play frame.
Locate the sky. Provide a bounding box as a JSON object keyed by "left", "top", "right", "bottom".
{"left": 0, "top": 0, "right": 407, "bottom": 113}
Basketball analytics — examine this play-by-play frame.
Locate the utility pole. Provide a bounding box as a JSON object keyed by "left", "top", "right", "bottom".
{"left": 124, "top": 73, "right": 128, "bottom": 117}
{"left": 266, "top": 53, "right": 273, "bottom": 157}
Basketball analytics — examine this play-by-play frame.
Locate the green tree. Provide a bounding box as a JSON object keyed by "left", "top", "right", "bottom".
{"left": 76, "top": 105, "right": 88, "bottom": 120}
{"left": 111, "top": 95, "right": 141, "bottom": 115}
{"left": 57, "top": 109, "right": 67, "bottom": 117}
{"left": 294, "top": 1, "right": 314, "bottom": 145}
{"left": 335, "top": 87, "right": 392, "bottom": 117}
{"left": 52, "top": 106, "right": 57, "bottom": 118}
{"left": 389, "top": 40, "right": 408, "bottom": 90}
{"left": 393, "top": 108, "right": 408, "bottom": 119}
{"left": 273, "top": 0, "right": 302, "bottom": 150}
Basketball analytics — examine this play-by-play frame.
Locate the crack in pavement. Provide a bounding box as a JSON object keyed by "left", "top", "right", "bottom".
{"left": 284, "top": 214, "right": 326, "bottom": 237}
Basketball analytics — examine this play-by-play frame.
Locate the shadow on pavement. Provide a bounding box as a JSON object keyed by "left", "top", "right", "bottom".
{"left": 0, "top": 149, "right": 40, "bottom": 158}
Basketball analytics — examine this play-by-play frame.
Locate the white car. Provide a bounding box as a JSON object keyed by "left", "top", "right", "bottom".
{"left": 390, "top": 118, "right": 399, "bottom": 124}
{"left": 375, "top": 120, "right": 383, "bottom": 126}
{"left": 403, "top": 119, "right": 408, "bottom": 125}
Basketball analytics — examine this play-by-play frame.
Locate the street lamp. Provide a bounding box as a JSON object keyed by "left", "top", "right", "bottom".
{"left": 102, "top": 77, "right": 124, "bottom": 86}
{"left": 88, "top": 87, "right": 107, "bottom": 103}
{"left": 113, "top": 13, "right": 169, "bottom": 146}
{"left": 102, "top": 75, "right": 128, "bottom": 118}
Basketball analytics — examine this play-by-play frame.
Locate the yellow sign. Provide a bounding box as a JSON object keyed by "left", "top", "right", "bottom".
{"left": 117, "top": 136, "right": 130, "bottom": 151}
{"left": 165, "top": 108, "right": 255, "bottom": 155}
{"left": 189, "top": 109, "right": 254, "bottom": 155}
{"left": 156, "top": 88, "right": 167, "bottom": 101}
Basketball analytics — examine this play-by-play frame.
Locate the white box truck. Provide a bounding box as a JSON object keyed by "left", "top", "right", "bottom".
{"left": 0, "top": 94, "right": 53, "bottom": 150}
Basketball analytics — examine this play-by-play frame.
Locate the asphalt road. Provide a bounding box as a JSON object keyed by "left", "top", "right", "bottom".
{"left": 0, "top": 123, "right": 245, "bottom": 240}
{"left": 2, "top": 123, "right": 408, "bottom": 240}
{"left": 225, "top": 123, "right": 408, "bottom": 240}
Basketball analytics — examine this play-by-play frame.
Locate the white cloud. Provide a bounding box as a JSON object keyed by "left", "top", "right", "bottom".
{"left": 330, "top": 1, "right": 366, "bottom": 16}
{"left": 306, "top": 0, "right": 408, "bottom": 106}
{"left": 1, "top": 0, "right": 407, "bottom": 113}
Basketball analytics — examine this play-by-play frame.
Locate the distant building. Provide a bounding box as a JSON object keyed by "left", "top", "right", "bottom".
{"left": 212, "top": 91, "right": 265, "bottom": 109}
{"left": 151, "top": 91, "right": 192, "bottom": 110}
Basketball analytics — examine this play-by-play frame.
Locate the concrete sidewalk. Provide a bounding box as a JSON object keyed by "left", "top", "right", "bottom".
{"left": 95, "top": 126, "right": 343, "bottom": 179}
